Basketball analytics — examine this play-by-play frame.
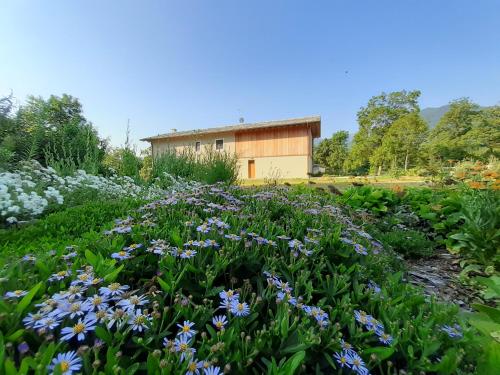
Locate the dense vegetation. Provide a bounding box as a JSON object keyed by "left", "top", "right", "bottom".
{"left": 1, "top": 177, "right": 498, "bottom": 375}
{"left": 315, "top": 91, "right": 500, "bottom": 176}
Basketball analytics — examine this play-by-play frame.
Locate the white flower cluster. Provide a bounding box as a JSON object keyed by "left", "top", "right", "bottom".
{"left": 0, "top": 160, "right": 169, "bottom": 225}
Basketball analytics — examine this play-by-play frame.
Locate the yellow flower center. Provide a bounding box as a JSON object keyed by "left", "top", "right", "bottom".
{"left": 57, "top": 271, "right": 67, "bottom": 277}
{"left": 109, "top": 283, "right": 120, "bottom": 291}
{"left": 70, "top": 303, "right": 81, "bottom": 312}
{"left": 188, "top": 363, "right": 197, "bottom": 371}
{"left": 216, "top": 322, "right": 224, "bottom": 329}
{"left": 93, "top": 297, "right": 102, "bottom": 305}
{"left": 60, "top": 361, "right": 70, "bottom": 372}
{"left": 130, "top": 296, "right": 139, "bottom": 305}
{"left": 118, "top": 251, "right": 127, "bottom": 257}
{"left": 226, "top": 290, "right": 234, "bottom": 298}
{"left": 179, "top": 343, "right": 188, "bottom": 352}
{"left": 183, "top": 325, "right": 190, "bottom": 333}
{"left": 73, "top": 323, "right": 85, "bottom": 333}
{"left": 134, "top": 315, "right": 146, "bottom": 325}
{"left": 14, "top": 290, "right": 24, "bottom": 295}
{"left": 185, "top": 250, "right": 193, "bottom": 256}
{"left": 237, "top": 303, "right": 244, "bottom": 311}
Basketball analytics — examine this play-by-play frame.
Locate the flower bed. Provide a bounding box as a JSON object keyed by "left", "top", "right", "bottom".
{"left": 0, "top": 161, "right": 173, "bottom": 225}
{"left": 0, "top": 183, "right": 477, "bottom": 374}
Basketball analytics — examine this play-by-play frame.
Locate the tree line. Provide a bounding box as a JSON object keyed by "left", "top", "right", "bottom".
{"left": 0, "top": 93, "right": 144, "bottom": 177}
{"left": 314, "top": 90, "right": 500, "bottom": 176}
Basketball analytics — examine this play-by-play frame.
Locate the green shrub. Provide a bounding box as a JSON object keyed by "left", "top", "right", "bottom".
{"left": 449, "top": 189, "right": 500, "bottom": 267}
{"left": 0, "top": 198, "right": 142, "bottom": 254}
{"left": 152, "top": 147, "right": 239, "bottom": 185}
{"left": 377, "top": 229, "right": 435, "bottom": 258}
{"left": 343, "top": 186, "right": 399, "bottom": 215}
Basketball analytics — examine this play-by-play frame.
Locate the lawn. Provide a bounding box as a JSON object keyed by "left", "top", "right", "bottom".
{"left": 239, "top": 175, "right": 426, "bottom": 191}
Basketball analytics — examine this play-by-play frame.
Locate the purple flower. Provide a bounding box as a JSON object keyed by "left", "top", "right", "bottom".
{"left": 60, "top": 314, "right": 97, "bottom": 341}
{"left": 48, "top": 351, "right": 82, "bottom": 375}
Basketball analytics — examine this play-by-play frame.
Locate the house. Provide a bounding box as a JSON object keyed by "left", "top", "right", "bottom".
{"left": 140, "top": 116, "right": 321, "bottom": 179}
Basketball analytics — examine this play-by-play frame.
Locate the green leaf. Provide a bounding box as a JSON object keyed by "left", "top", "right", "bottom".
{"left": 126, "top": 363, "right": 141, "bottom": 375}
{"left": 85, "top": 249, "right": 98, "bottom": 267}
{"left": 104, "top": 264, "right": 124, "bottom": 282}
{"left": 363, "top": 346, "right": 394, "bottom": 361}
{"left": 280, "top": 350, "right": 305, "bottom": 374}
{"left": 15, "top": 282, "right": 42, "bottom": 315}
{"left": 472, "top": 304, "right": 500, "bottom": 324}
{"left": 4, "top": 358, "right": 17, "bottom": 375}
{"left": 476, "top": 340, "right": 500, "bottom": 375}
{"left": 0, "top": 332, "right": 5, "bottom": 372}
{"left": 157, "top": 277, "right": 171, "bottom": 294}
{"left": 6, "top": 329, "right": 24, "bottom": 342}
{"left": 95, "top": 326, "right": 113, "bottom": 344}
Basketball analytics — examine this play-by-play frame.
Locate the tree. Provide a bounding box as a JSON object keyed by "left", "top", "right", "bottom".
{"left": 346, "top": 90, "right": 421, "bottom": 173}
{"left": 424, "top": 98, "right": 480, "bottom": 161}
{"left": 314, "top": 131, "right": 349, "bottom": 174}
{"left": 462, "top": 105, "right": 500, "bottom": 160}
{"left": 372, "top": 112, "right": 428, "bottom": 171}
{"left": 14, "top": 94, "right": 106, "bottom": 171}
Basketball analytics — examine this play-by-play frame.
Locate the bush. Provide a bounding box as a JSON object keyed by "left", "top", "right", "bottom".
{"left": 377, "top": 229, "right": 435, "bottom": 258}
{"left": 449, "top": 189, "right": 500, "bottom": 267}
{"left": 342, "top": 186, "right": 399, "bottom": 215}
{"left": 152, "top": 148, "right": 239, "bottom": 185}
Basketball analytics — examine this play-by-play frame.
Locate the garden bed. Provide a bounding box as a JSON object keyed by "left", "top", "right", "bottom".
{"left": 0, "top": 183, "right": 481, "bottom": 374}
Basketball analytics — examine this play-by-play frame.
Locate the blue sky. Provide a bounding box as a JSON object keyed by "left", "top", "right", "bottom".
{"left": 1, "top": 0, "right": 499, "bottom": 148}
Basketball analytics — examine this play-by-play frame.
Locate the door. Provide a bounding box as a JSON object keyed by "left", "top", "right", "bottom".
{"left": 248, "top": 160, "right": 255, "bottom": 178}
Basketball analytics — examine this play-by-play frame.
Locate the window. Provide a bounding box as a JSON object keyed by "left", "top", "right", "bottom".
{"left": 195, "top": 141, "right": 201, "bottom": 152}
{"left": 215, "top": 139, "right": 223, "bottom": 151}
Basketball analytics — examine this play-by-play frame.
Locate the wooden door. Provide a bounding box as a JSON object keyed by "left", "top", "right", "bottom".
{"left": 248, "top": 160, "right": 255, "bottom": 178}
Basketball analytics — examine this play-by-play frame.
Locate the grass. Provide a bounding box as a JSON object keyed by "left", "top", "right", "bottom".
{"left": 240, "top": 175, "right": 426, "bottom": 191}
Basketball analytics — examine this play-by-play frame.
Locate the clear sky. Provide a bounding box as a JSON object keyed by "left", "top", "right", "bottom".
{"left": 1, "top": 0, "right": 499, "bottom": 148}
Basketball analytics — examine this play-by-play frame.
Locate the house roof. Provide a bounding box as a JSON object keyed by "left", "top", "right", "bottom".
{"left": 140, "top": 116, "right": 321, "bottom": 141}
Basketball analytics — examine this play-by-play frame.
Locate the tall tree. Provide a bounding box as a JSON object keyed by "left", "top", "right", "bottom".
{"left": 346, "top": 90, "right": 421, "bottom": 173}
{"left": 314, "top": 131, "right": 349, "bottom": 174}
{"left": 462, "top": 105, "right": 500, "bottom": 160}
{"left": 371, "top": 112, "right": 428, "bottom": 171}
{"left": 8, "top": 94, "right": 106, "bottom": 171}
{"left": 424, "top": 98, "right": 480, "bottom": 161}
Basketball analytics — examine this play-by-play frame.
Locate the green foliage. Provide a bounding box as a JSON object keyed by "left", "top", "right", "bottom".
{"left": 467, "top": 291, "right": 500, "bottom": 374}
{"left": 0, "top": 185, "right": 480, "bottom": 374}
{"left": 342, "top": 186, "right": 399, "bottom": 215}
{"left": 371, "top": 112, "right": 428, "bottom": 172}
{"left": 377, "top": 229, "right": 435, "bottom": 258}
{"left": 0, "top": 93, "right": 106, "bottom": 173}
{"left": 0, "top": 198, "right": 142, "bottom": 260}
{"left": 346, "top": 90, "right": 421, "bottom": 173}
{"left": 424, "top": 99, "right": 500, "bottom": 162}
{"left": 152, "top": 147, "right": 239, "bottom": 185}
{"left": 103, "top": 147, "right": 143, "bottom": 179}
{"left": 314, "top": 130, "right": 349, "bottom": 174}
{"left": 448, "top": 190, "right": 500, "bottom": 267}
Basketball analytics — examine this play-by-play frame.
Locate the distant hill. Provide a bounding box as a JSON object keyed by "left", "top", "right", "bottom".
{"left": 420, "top": 105, "right": 450, "bottom": 128}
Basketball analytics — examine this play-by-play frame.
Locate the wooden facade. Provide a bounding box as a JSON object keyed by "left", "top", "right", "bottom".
{"left": 235, "top": 126, "right": 312, "bottom": 158}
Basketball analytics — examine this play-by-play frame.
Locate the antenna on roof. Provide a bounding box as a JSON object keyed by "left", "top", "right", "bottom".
{"left": 171, "top": 128, "right": 177, "bottom": 132}
{"left": 239, "top": 117, "right": 244, "bottom": 124}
